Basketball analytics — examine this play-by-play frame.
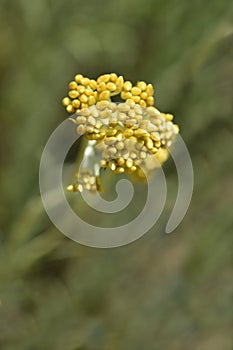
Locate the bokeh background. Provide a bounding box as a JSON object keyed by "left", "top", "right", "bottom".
{"left": 0, "top": 1, "right": 233, "bottom": 349}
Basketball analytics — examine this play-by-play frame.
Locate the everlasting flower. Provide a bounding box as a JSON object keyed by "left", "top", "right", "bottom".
{"left": 62, "top": 73, "right": 179, "bottom": 192}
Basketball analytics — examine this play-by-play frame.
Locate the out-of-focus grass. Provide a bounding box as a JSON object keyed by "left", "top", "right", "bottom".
{"left": 0, "top": 0, "right": 232, "bottom": 349}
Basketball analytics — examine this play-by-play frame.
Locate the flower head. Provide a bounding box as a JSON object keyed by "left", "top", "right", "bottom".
{"left": 62, "top": 74, "right": 179, "bottom": 192}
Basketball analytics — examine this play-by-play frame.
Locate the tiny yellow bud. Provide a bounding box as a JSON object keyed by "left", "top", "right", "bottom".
{"left": 66, "top": 104, "right": 75, "bottom": 113}
{"left": 116, "top": 167, "right": 125, "bottom": 174}
{"left": 77, "top": 125, "right": 86, "bottom": 134}
{"left": 109, "top": 117, "right": 118, "bottom": 127}
{"left": 95, "top": 120, "right": 103, "bottom": 129}
{"left": 108, "top": 146, "right": 117, "bottom": 155}
{"left": 147, "top": 106, "right": 160, "bottom": 117}
{"left": 86, "top": 132, "right": 96, "bottom": 140}
{"left": 79, "top": 94, "right": 88, "bottom": 103}
{"left": 77, "top": 85, "right": 85, "bottom": 94}
{"left": 139, "top": 100, "right": 147, "bottom": 108}
{"left": 89, "top": 79, "right": 97, "bottom": 90}
{"left": 140, "top": 151, "right": 147, "bottom": 159}
{"left": 121, "top": 91, "right": 132, "bottom": 100}
{"left": 126, "top": 158, "right": 133, "bottom": 168}
{"left": 100, "top": 159, "right": 107, "bottom": 168}
{"left": 126, "top": 119, "right": 137, "bottom": 128}
{"left": 115, "top": 76, "right": 124, "bottom": 91}
{"left": 121, "top": 91, "right": 128, "bottom": 100}
{"left": 104, "top": 136, "right": 117, "bottom": 145}
{"left": 74, "top": 184, "right": 83, "bottom": 192}
{"left": 117, "top": 157, "right": 125, "bottom": 166}
{"left": 80, "top": 77, "right": 90, "bottom": 86}
{"left": 86, "top": 125, "right": 94, "bottom": 133}
{"left": 118, "top": 103, "right": 130, "bottom": 112}
{"left": 174, "top": 125, "right": 179, "bottom": 134}
{"left": 85, "top": 88, "right": 94, "bottom": 96}
{"left": 154, "top": 141, "right": 161, "bottom": 148}
{"left": 81, "top": 103, "right": 88, "bottom": 109}
{"left": 74, "top": 74, "right": 83, "bottom": 83}
{"left": 66, "top": 184, "right": 74, "bottom": 192}
{"left": 137, "top": 81, "right": 147, "bottom": 91}
{"left": 110, "top": 73, "right": 118, "bottom": 82}
{"left": 131, "top": 87, "right": 141, "bottom": 96}
{"left": 116, "top": 132, "right": 124, "bottom": 141}
{"left": 68, "top": 90, "right": 79, "bottom": 99}
{"left": 124, "top": 129, "right": 134, "bottom": 138}
{"left": 131, "top": 165, "right": 137, "bottom": 172}
{"left": 76, "top": 116, "right": 86, "bottom": 124}
{"left": 62, "top": 97, "right": 71, "bottom": 106}
{"left": 106, "top": 82, "right": 117, "bottom": 92}
{"left": 123, "top": 81, "right": 132, "bottom": 91}
{"left": 151, "top": 147, "right": 158, "bottom": 154}
{"left": 87, "top": 116, "right": 96, "bottom": 126}
{"left": 96, "top": 101, "right": 109, "bottom": 110}
{"left": 146, "top": 84, "right": 154, "bottom": 96}
{"left": 126, "top": 99, "right": 135, "bottom": 105}
{"left": 147, "top": 96, "right": 154, "bottom": 106}
{"left": 97, "top": 82, "right": 107, "bottom": 92}
{"left": 97, "top": 74, "right": 110, "bottom": 83}
{"left": 99, "top": 90, "right": 110, "bottom": 100}
{"left": 150, "top": 132, "right": 160, "bottom": 141}
{"left": 88, "top": 95, "right": 96, "bottom": 106}
{"left": 134, "top": 128, "right": 149, "bottom": 138}
{"left": 132, "top": 96, "right": 141, "bottom": 103}
{"left": 109, "top": 160, "right": 117, "bottom": 171}
{"left": 72, "top": 99, "right": 81, "bottom": 109}
{"left": 140, "top": 92, "right": 148, "bottom": 100}
{"left": 165, "top": 114, "right": 174, "bottom": 121}
{"left": 69, "top": 81, "right": 78, "bottom": 90}
{"left": 116, "top": 141, "right": 125, "bottom": 150}
{"left": 145, "top": 137, "right": 154, "bottom": 150}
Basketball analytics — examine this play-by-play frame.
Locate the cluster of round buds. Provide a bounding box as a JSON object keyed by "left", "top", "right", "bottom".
{"left": 67, "top": 101, "right": 178, "bottom": 188}
{"left": 62, "top": 74, "right": 98, "bottom": 113}
{"left": 62, "top": 73, "right": 179, "bottom": 192}
{"left": 67, "top": 168, "right": 102, "bottom": 193}
{"left": 121, "top": 81, "right": 154, "bottom": 107}
{"left": 62, "top": 73, "right": 124, "bottom": 113}
{"left": 96, "top": 73, "right": 124, "bottom": 101}
{"left": 62, "top": 73, "right": 155, "bottom": 115}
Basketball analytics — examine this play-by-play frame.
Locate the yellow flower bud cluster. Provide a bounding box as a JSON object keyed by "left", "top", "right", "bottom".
{"left": 67, "top": 168, "right": 102, "bottom": 193}
{"left": 121, "top": 81, "right": 154, "bottom": 107}
{"left": 80, "top": 102, "right": 177, "bottom": 173}
{"left": 62, "top": 73, "right": 179, "bottom": 192}
{"left": 96, "top": 73, "right": 124, "bottom": 101}
{"left": 62, "top": 73, "right": 156, "bottom": 114}
{"left": 62, "top": 74, "right": 98, "bottom": 113}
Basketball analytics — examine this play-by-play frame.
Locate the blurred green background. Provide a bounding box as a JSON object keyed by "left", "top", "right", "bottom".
{"left": 0, "top": 0, "right": 233, "bottom": 349}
